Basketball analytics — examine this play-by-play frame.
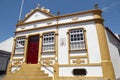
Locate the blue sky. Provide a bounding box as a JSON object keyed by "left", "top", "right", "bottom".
{"left": 0, "top": 0, "right": 120, "bottom": 43}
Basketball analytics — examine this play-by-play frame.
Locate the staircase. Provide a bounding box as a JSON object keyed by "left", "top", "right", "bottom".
{"left": 4, "top": 64, "right": 52, "bottom": 80}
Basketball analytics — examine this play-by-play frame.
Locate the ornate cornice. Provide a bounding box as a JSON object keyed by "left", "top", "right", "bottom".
{"left": 16, "top": 9, "right": 102, "bottom": 27}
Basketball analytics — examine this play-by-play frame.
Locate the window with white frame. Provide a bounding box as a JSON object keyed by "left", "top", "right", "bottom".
{"left": 15, "top": 37, "right": 25, "bottom": 54}
{"left": 16, "top": 37, "right": 25, "bottom": 48}
{"left": 69, "top": 29, "right": 85, "bottom": 50}
{"left": 42, "top": 32, "right": 55, "bottom": 52}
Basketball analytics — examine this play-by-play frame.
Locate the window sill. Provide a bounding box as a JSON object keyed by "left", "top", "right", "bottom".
{"left": 69, "top": 49, "right": 87, "bottom": 52}
{"left": 42, "top": 51, "right": 55, "bottom": 53}
{"left": 15, "top": 47, "right": 24, "bottom": 49}
{"left": 15, "top": 52, "right": 24, "bottom": 55}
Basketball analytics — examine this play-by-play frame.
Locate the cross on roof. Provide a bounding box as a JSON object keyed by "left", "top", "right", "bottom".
{"left": 56, "top": 10, "right": 60, "bottom": 16}
{"left": 37, "top": 3, "right": 40, "bottom": 8}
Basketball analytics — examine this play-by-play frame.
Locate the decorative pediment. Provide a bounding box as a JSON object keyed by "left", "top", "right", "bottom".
{"left": 18, "top": 6, "right": 54, "bottom": 25}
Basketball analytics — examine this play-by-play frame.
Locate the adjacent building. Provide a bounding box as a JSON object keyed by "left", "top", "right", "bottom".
{"left": 4, "top": 5, "right": 120, "bottom": 80}
{"left": 0, "top": 50, "right": 10, "bottom": 75}
{"left": 0, "top": 37, "right": 13, "bottom": 80}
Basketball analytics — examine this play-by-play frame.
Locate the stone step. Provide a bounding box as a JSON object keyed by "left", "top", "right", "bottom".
{"left": 8, "top": 72, "right": 48, "bottom": 76}
{"left": 4, "top": 64, "right": 52, "bottom": 80}
{"left": 18, "top": 68, "right": 44, "bottom": 72}
{"left": 21, "top": 64, "right": 40, "bottom": 68}
{"left": 4, "top": 76, "right": 52, "bottom": 80}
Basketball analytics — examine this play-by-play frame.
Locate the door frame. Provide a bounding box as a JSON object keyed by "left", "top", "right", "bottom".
{"left": 26, "top": 34, "right": 40, "bottom": 64}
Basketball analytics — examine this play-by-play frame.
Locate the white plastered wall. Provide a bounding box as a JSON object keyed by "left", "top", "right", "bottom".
{"left": 105, "top": 30, "right": 120, "bottom": 79}
{"left": 86, "top": 23, "right": 101, "bottom": 63}
{"left": 16, "top": 27, "right": 57, "bottom": 37}
{"left": 25, "top": 11, "right": 51, "bottom": 23}
{"left": 59, "top": 66, "right": 103, "bottom": 77}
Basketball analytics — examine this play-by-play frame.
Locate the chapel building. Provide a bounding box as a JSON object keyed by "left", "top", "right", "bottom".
{"left": 4, "top": 5, "right": 120, "bottom": 80}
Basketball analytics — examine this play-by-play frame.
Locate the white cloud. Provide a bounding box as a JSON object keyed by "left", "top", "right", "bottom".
{"left": 102, "top": 2, "right": 120, "bottom": 12}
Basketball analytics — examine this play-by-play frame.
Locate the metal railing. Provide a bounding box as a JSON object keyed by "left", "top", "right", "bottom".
{"left": 10, "top": 58, "right": 23, "bottom": 73}
{"left": 41, "top": 61, "right": 56, "bottom": 74}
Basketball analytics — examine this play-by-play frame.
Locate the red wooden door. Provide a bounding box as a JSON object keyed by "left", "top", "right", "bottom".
{"left": 27, "top": 35, "right": 39, "bottom": 64}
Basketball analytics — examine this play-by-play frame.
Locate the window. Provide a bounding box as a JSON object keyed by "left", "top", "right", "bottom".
{"left": 42, "top": 32, "right": 55, "bottom": 52}
{"left": 16, "top": 37, "right": 25, "bottom": 48}
{"left": 70, "top": 29, "right": 85, "bottom": 50}
{"left": 15, "top": 37, "right": 25, "bottom": 54}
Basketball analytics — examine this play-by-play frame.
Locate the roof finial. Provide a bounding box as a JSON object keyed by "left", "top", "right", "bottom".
{"left": 94, "top": 4, "right": 99, "bottom": 9}
{"left": 37, "top": 3, "right": 40, "bottom": 8}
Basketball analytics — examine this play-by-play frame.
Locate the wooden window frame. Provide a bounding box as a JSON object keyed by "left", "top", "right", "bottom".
{"left": 42, "top": 32, "right": 55, "bottom": 53}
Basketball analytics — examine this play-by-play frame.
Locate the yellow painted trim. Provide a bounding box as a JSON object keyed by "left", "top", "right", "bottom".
{"left": 69, "top": 49, "right": 87, "bottom": 52}
{"left": 38, "top": 34, "right": 42, "bottom": 64}
{"left": 54, "top": 62, "right": 59, "bottom": 80}
{"left": 16, "top": 9, "right": 102, "bottom": 26}
{"left": 94, "top": 12, "right": 115, "bottom": 79}
{"left": 67, "top": 32, "right": 70, "bottom": 64}
{"left": 42, "top": 31, "right": 56, "bottom": 35}
{"left": 59, "top": 63, "right": 101, "bottom": 67}
{"left": 28, "top": 33, "right": 40, "bottom": 37}
{"left": 73, "top": 59, "right": 85, "bottom": 64}
{"left": 23, "top": 36, "right": 28, "bottom": 63}
{"left": 84, "top": 29, "right": 90, "bottom": 64}
{"left": 42, "top": 51, "right": 55, "bottom": 53}
{"left": 70, "top": 55, "right": 87, "bottom": 59}
{"left": 12, "top": 58, "right": 23, "bottom": 61}
{"left": 41, "top": 57, "right": 55, "bottom": 60}
{"left": 55, "top": 32, "right": 58, "bottom": 62}
{"left": 54, "top": 15, "right": 59, "bottom": 80}
{"left": 15, "top": 35, "right": 26, "bottom": 38}
{"left": 40, "top": 34, "right": 43, "bottom": 65}
{"left": 15, "top": 18, "right": 103, "bottom": 34}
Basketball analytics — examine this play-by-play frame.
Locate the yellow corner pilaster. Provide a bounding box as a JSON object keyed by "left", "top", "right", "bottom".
{"left": 67, "top": 32, "right": 70, "bottom": 64}
{"left": 94, "top": 10, "right": 102, "bottom": 19}
{"left": 94, "top": 10, "right": 115, "bottom": 79}
{"left": 55, "top": 32, "right": 58, "bottom": 62}
{"left": 84, "top": 29, "right": 90, "bottom": 64}
{"left": 38, "top": 34, "right": 42, "bottom": 65}
{"left": 54, "top": 62, "right": 59, "bottom": 80}
{"left": 23, "top": 36, "right": 28, "bottom": 63}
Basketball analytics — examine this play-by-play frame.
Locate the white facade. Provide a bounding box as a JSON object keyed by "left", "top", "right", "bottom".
{"left": 8, "top": 6, "right": 120, "bottom": 80}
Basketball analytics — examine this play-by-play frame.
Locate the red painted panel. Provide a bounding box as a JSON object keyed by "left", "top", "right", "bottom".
{"left": 27, "top": 35, "right": 39, "bottom": 64}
